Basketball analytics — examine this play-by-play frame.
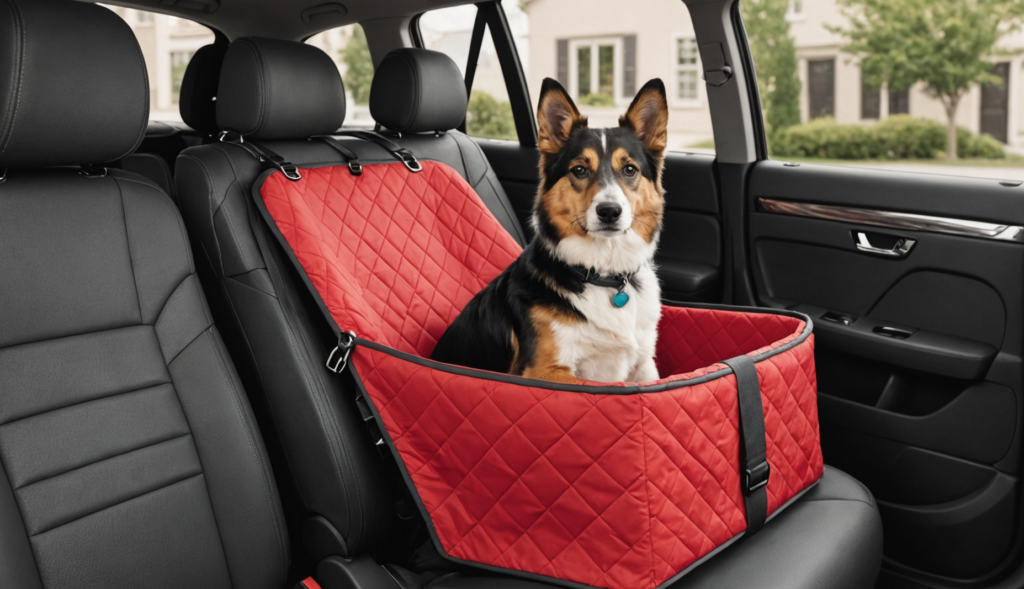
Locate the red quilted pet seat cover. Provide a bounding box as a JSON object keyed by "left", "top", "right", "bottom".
{"left": 259, "top": 162, "right": 823, "bottom": 589}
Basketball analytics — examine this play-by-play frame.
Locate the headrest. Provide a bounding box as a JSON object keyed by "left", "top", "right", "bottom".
{"left": 179, "top": 43, "right": 228, "bottom": 136}
{"left": 217, "top": 37, "right": 345, "bottom": 141}
{"left": 370, "top": 49, "right": 468, "bottom": 134}
{"left": 0, "top": 0, "right": 148, "bottom": 167}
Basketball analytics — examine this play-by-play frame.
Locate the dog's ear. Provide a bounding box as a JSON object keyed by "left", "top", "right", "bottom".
{"left": 620, "top": 79, "right": 669, "bottom": 158}
{"left": 537, "top": 78, "right": 586, "bottom": 155}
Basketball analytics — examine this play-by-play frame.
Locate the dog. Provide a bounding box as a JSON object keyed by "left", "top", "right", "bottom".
{"left": 430, "top": 77, "right": 668, "bottom": 385}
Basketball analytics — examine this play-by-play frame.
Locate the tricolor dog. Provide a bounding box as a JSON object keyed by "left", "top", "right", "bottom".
{"left": 431, "top": 77, "right": 668, "bottom": 384}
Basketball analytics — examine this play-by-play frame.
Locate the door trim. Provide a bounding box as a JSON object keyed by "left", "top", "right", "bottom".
{"left": 758, "top": 198, "right": 1024, "bottom": 242}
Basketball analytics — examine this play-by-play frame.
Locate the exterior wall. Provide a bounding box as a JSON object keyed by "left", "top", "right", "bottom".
{"left": 788, "top": 0, "right": 1024, "bottom": 146}
{"left": 110, "top": 8, "right": 214, "bottom": 121}
{"left": 525, "top": 0, "right": 714, "bottom": 150}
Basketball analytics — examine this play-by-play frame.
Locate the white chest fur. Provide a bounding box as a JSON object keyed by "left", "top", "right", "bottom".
{"left": 551, "top": 263, "right": 662, "bottom": 383}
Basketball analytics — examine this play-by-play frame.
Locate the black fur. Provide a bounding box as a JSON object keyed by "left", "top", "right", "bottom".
{"left": 430, "top": 241, "right": 585, "bottom": 374}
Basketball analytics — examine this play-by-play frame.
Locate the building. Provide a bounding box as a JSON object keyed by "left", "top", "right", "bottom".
{"left": 788, "top": 0, "right": 1024, "bottom": 145}
{"left": 524, "top": 0, "right": 1024, "bottom": 149}
{"left": 109, "top": 7, "right": 359, "bottom": 123}
{"left": 524, "top": 0, "right": 713, "bottom": 150}
{"left": 107, "top": 7, "right": 215, "bottom": 121}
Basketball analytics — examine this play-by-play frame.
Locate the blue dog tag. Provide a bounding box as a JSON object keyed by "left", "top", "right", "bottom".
{"left": 612, "top": 291, "right": 630, "bottom": 308}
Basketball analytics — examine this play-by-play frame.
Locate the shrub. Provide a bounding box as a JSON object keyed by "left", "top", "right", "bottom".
{"left": 466, "top": 91, "right": 517, "bottom": 141}
{"left": 577, "top": 92, "right": 615, "bottom": 107}
{"left": 771, "top": 115, "right": 1005, "bottom": 160}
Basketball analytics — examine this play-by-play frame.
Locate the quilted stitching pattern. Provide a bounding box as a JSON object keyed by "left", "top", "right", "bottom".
{"left": 262, "top": 162, "right": 522, "bottom": 356}
{"left": 260, "top": 164, "right": 823, "bottom": 589}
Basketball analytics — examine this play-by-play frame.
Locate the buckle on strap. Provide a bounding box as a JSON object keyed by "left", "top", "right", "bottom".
{"left": 744, "top": 460, "right": 770, "bottom": 494}
{"left": 326, "top": 331, "right": 356, "bottom": 373}
{"left": 399, "top": 151, "right": 422, "bottom": 173}
{"left": 348, "top": 161, "right": 363, "bottom": 175}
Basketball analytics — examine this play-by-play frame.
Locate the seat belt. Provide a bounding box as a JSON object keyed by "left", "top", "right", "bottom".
{"left": 722, "top": 355, "right": 770, "bottom": 536}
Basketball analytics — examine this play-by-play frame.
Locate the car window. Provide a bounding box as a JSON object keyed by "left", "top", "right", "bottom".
{"left": 307, "top": 24, "right": 375, "bottom": 128}
{"left": 746, "top": 0, "right": 1024, "bottom": 180}
{"left": 420, "top": 0, "right": 715, "bottom": 153}
{"left": 107, "top": 7, "right": 214, "bottom": 122}
{"left": 419, "top": 3, "right": 520, "bottom": 141}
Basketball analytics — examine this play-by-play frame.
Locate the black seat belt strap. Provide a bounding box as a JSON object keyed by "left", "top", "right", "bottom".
{"left": 722, "top": 355, "right": 769, "bottom": 536}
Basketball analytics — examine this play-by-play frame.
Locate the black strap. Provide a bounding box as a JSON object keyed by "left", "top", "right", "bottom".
{"left": 311, "top": 135, "right": 363, "bottom": 175}
{"left": 334, "top": 129, "right": 422, "bottom": 172}
{"left": 722, "top": 355, "right": 769, "bottom": 536}
{"left": 222, "top": 135, "right": 302, "bottom": 181}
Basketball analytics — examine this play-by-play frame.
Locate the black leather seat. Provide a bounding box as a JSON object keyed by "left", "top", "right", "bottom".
{"left": 174, "top": 38, "right": 883, "bottom": 588}
{"left": 0, "top": 2, "right": 289, "bottom": 588}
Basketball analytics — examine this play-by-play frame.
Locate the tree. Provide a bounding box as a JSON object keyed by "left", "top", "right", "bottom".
{"left": 741, "top": 0, "right": 802, "bottom": 139}
{"left": 342, "top": 25, "right": 373, "bottom": 105}
{"left": 467, "top": 90, "right": 517, "bottom": 140}
{"left": 832, "top": 0, "right": 1024, "bottom": 160}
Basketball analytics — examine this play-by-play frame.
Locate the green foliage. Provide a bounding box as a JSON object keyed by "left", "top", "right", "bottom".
{"left": 467, "top": 90, "right": 518, "bottom": 141}
{"left": 741, "top": 0, "right": 802, "bottom": 136}
{"left": 772, "top": 115, "right": 1005, "bottom": 159}
{"left": 342, "top": 25, "right": 373, "bottom": 105}
{"left": 831, "top": 0, "right": 1024, "bottom": 159}
{"left": 577, "top": 92, "right": 616, "bottom": 107}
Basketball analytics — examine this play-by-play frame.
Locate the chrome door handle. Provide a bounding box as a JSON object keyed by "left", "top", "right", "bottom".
{"left": 854, "top": 232, "right": 916, "bottom": 258}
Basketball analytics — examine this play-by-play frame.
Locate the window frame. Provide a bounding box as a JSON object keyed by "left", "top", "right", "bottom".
{"left": 567, "top": 36, "right": 624, "bottom": 106}
{"left": 671, "top": 33, "right": 703, "bottom": 109}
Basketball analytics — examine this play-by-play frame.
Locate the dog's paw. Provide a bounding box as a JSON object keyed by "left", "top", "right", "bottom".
{"left": 629, "top": 357, "right": 661, "bottom": 383}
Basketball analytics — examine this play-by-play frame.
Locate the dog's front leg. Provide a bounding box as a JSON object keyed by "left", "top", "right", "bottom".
{"left": 628, "top": 357, "right": 660, "bottom": 383}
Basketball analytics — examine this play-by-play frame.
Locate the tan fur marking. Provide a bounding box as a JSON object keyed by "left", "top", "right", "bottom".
{"left": 540, "top": 174, "right": 602, "bottom": 241}
{"left": 518, "top": 306, "right": 581, "bottom": 384}
{"left": 510, "top": 331, "right": 520, "bottom": 369}
{"left": 610, "top": 148, "right": 665, "bottom": 243}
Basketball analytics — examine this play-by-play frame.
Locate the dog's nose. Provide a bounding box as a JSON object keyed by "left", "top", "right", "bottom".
{"left": 596, "top": 203, "right": 622, "bottom": 224}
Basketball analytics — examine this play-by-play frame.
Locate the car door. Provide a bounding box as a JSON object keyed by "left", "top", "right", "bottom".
{"left": 416, "top": 0, "right": 725, "bottom": 304}
{"left": 734, "top": 8, "right": 1024, "bottom": 589}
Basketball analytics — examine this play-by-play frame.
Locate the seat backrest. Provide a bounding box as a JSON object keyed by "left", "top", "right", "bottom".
{"left": 370, "top": 48, "right": 528, "bottom": 246}
{"left": 175, "top": 37, "right": 401, "bottom": 560}
{"left": 0, "top": 3, "right": 288, "bottom": 588}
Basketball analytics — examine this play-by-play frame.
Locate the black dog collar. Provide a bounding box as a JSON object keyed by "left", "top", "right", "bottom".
{"left": 564, "top": 264, "right": 637, "bottom": 307}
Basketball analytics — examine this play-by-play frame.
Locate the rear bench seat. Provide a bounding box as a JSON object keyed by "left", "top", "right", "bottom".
{"left": 174, "top": 39, "right": 883, "bottom": 588}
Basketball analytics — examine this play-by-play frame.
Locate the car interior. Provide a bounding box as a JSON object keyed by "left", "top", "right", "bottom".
{"left": 0, "top": 0, "right": 1021, "bottom": 588}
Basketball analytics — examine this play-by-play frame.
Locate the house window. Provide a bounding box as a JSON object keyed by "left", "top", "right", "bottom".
{"left": 675, "top": 37, "right": 701, "bottom": 105}
{"left": 889, "top": 88, "right": 909, "bottom": 115}
{"left": 808, "top": 59, "right": 835, "bottom": 119}
{"left": 786, "top": 0, "right": 805, "bottom": 21}
{"left": 861, "top": 75, "right": 880, "bottom": 119}
{"left": 569, "top": 38, "right": 622, "bottom": 107}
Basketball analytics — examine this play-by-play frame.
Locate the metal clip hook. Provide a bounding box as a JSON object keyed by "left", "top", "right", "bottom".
{"left": 326, "top": 331, "right": 357, "bottom": 373}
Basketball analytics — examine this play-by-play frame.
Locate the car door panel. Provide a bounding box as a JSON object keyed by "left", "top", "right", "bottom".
{"left": 747, "top": 160, "right": 1024, "bottom": 580}
{"left": 479, "top": 139, "right": 724, "bottom": 302}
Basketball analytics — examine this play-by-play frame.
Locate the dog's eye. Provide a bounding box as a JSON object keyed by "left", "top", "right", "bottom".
{"left": 571, "top": 165, "right": 588, "bottom": 178}
{"left": 623, "top": 164, "right": 638, "bottom": 177}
